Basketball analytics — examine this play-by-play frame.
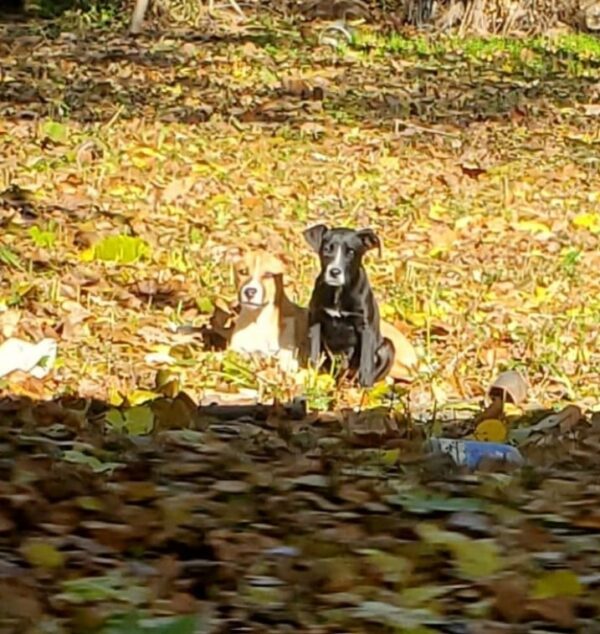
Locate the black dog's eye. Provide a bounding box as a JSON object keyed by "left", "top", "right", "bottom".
{"left": 346, "top": 247, "right": 355, "bottom": 257}
{"left": 323, "top": 243, "right": 334, "bottom": 254}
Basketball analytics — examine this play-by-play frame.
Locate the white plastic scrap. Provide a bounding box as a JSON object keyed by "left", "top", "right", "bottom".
{"left": 0, "top": 337, "right": 57, "bottom": 379}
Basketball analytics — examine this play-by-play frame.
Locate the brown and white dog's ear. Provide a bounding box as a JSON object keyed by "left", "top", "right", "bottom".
{"left": 224, "top": 248, "right": 247, "bottom": 287}
{"left": 267, "top": 254, "right": 286, "bottom": 277}
{"left": 303, "top": 224, "right": 328, "bottom": 252}
{"left": 222, "top": 246, "right": 244, "bottom": 266}
{"left": 356, "top": 228, "right": 382, "bottom": 257}
{"left": 255, "top": 250, "right": 286, "bottom": 277}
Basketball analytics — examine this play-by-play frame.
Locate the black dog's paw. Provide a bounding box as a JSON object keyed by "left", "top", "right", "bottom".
{"left": 358, "top": 370, "right": 375, "bottom": 388}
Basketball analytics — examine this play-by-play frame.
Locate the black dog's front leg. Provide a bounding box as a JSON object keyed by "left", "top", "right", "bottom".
{"left": 309, "top": 322, "right": 322, "bottom": 366}
{"left": 358, "top": 326, "right": 377, "bottom": 387}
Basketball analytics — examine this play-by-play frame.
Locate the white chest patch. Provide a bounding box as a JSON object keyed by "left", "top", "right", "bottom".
{"left": 324, "top": 307, "right": 342, "bottom": 318}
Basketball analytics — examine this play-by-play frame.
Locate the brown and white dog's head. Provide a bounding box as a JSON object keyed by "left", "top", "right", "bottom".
{"left": 234, "top": 250, "right": 286, "bottom": 310}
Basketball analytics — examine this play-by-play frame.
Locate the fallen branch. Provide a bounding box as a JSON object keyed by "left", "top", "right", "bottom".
{"left": 130, "top": 0, "right": 150, "bottom": 34}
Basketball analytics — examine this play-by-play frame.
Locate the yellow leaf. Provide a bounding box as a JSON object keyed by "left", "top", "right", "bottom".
{"left": 515, "top": 220, "right": 551, "bottom": 235}
{"left": 360, "top": 549, "right": 411, "bottom": 584}
{"left": 406, "top": 312, "right": 427, "bottom": 328}
{"left": 380, "top": 156, "right": 400, "bottom": 170}
{"left": 381, "top": 449, "right": 400, "bottom": 465}
{"left": 131, "top": 156, "right": 150, "bottom": 169}
{"left": 451, "top": 539, "right": 502, "bottom": 580}
{"left": 109, "top": 184, "right": 129, "bottom": 197}
{"left": 21, "top": 540, "right": 64, "bottom": 569}
{"left": 474, "top": 419, "right": 507, "bottom": 442}
{"left": 416, "top": 522, "right": 468, "bottom": 545}
{"left": 534, "top": 285, "right": 549, "bottom": 302}
{"left": 137, "top": 146, "right": 165, "bottom": 158}
{"left": 379, "top": 303, "right": 396, "bottom": 320}
{"left": 428, "top": 202, "right": 446, "bottom": 221}
{"left": 572, "top": 212, "right": 600, "bottom": 233}
{"left": 79, "top": 247, "right": 94, "bottom": 262}
{"left": 504, "top": 403, "right": 522, "bottom": 417}
{"left": 126, "top": 389, "right": 160, "bottom": 406}
{"left": 455, "top": 215, "right": 474, "bottom": 230}
{"left": 107, "top": 388, "right": 124, "bottom": 407}
{"left": 533, "top": 571, "right": 582, "bottom": 599}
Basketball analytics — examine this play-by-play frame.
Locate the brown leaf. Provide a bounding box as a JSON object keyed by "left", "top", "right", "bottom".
{"left": 0, "top": 309, "right": 21, "bottom": 338}
{"left": 0, "top": 582, "right": 43, "bottom": 620}
{"left": 60, "top": 300, "right": 92, "bottom": 340}
{"left": 557, "top": 404, "right": 584, "bottom": 432}
{"left": 526, "top": 597, "right": 575, "bottom": 628}
{"left": 0, "top": 511, "right": 15, "bottom": 533}
{"left": 282, "top": 77, "right": 312, "bottom": 98}
{"left": 492, "top": 574, "right": 528, "bottom": 622}
{"left": 583, "top": 103, "right": 600, "bottom": 116}
{"left": 163, "top": 177, "right": 194, "bottom": 204}
{"left": 6, "top": 372, "right": 48, "bottom": 398}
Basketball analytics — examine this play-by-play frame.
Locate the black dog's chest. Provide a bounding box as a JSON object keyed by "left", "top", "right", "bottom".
{"left": 320, "top": 309, "right": 362, "bottom": 354}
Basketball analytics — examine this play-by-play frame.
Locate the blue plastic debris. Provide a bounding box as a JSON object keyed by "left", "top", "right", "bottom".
{"left": 425, "top": 438, "right": 525, "bottom": 470}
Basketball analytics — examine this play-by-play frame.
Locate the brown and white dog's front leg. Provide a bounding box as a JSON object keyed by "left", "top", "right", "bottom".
{"left": 373, "top": 337, "right": 395, "bottom": 383}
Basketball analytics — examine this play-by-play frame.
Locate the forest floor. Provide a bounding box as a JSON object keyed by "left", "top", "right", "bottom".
{"left": 1, "top": 8, "right": 600, "bottom": 633}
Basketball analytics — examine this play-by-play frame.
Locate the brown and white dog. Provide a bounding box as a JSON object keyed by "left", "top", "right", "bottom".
{"left": 380, "top": 319, "right": 418, "bottom": 382}
{"left": 229, "top": 250, "right": 308, "bottom": 371}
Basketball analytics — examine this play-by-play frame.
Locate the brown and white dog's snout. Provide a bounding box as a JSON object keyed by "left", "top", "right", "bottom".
{"left": 239, "top": 278, "right": 264, "bottom": 308}
{"left": 235, "top": 250, "right": 286, "bottom": 309}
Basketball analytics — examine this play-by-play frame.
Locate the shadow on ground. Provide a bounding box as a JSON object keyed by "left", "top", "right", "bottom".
{"left": 1, "top": 20, "right": 599, "bottom": 128}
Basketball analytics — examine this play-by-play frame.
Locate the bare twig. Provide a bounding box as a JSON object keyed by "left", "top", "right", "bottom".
{"left": 130, "top": 0, "right": 150, "bottom": 34}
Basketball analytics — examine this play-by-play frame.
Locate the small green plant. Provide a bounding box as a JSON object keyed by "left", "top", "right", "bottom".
{"left": 166, "top": 247, "right": 190, "bottom": 273}
{"left": 82, "top": 235, "right": 151, "bottom": 265}
{"left": 561, "top": 248, "right": 582, "bottom": 277}
{"left": 0, "top": 246, "right": 22, "bottom": 269}
{"left": 29, "top": 223, "right": 58, "bottom": 249}
{"left": 100, "top": 613, "right": 198, "bottom": 634}
{"left": 57, "top": 572, "right": 148, "bottom": 605}
{"left": 41, "top": 120, "right": 69, "bottom": 144}
{"left": 219, "top": 352, "right": 259, "bottom": 390}
{"left": 30, "top": 0, "right": 124, "bottom": 23}
{"left": 301, "top": 365, "right": 337, "bottom": 411}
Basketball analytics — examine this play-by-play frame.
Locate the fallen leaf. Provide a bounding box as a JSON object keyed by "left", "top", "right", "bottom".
{"left": 527, "top": 597, "right": 575, "bottom": 628}
{"left": 492, "top": 574, "right": 529, "bottom": 622}
{"left": 450, "top": 539, "right": 502, "bottom": 580}
{"left": 532, "top": 570, "right": 582, "bottom": 599}
{"left": 21, "top": 539, "right": 64, "bottom": 569}
{"left": 474, "top": 419, "right": 507, "bottom": 442}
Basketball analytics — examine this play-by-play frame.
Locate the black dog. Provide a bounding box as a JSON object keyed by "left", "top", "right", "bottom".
{"left": 303, "top": 224, "right": 395, "bottom": 387}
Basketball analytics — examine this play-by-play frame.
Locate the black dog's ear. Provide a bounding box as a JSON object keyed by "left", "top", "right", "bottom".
{"left": 356, "top": 228, "right": 382, "bottom": 256}
{"left": 303, "top": 224, "right": 328, "bottom": 252}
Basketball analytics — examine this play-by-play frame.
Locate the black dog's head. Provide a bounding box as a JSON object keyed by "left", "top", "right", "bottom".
{"left": 303, "top": 224, "right": 381, "bottom": 288}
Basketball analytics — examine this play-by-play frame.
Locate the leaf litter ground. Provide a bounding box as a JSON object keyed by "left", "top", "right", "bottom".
{"left": 1, "top": 12, "right": 600, "bottom": 633}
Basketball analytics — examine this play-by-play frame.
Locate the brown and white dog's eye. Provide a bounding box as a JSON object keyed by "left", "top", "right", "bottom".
{"left": 263, "top": 272, "right": 274, "bottom": 279}
{"left": 238, "top": 267, "right": 249, "bottom": 277}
